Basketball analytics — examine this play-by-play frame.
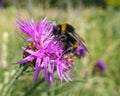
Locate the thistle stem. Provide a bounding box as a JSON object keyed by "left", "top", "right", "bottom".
{"left": 47, "top": 90, "right": 50, "bottom": 96}
{"left": 3, "top": 64, "right": 29, "bottom": 96}
{"left": 24, "top": 78, "right": 44, "bottom": 96}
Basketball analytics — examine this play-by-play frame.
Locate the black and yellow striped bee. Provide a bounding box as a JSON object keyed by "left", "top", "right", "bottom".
{"left": 52, "top": 23, "right": 86, "bottom": 55}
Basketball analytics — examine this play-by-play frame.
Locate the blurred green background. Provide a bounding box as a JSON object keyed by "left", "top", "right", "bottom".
{"left": 0, "top": 0, "right": 120, "bottom": 96}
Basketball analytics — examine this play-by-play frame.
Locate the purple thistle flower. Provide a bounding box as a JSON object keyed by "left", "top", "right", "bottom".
{"left": 93, "top": 59, "right": 106, "bottom": 73}
{"left": 75, "top": 45, "right": 87, "bottom": 58}
{"left": 0, "top": 0, "right": 3, "bottom": 6}
{"left": 16, "top": 17, "right": 74, "bottom": 86}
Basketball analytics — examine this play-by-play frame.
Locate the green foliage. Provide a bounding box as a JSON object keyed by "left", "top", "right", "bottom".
{"left": 2, "top": 0, "right": 120, "bottom": 10}
{"left": 106, "top": 0, "right": 120, "bottom": 6}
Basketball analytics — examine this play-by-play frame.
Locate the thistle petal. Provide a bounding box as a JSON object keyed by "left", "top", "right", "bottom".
{"left": 16, "top": 55, "right": 35, "bottom": 64}
{"left": 33, "top": 58, "right": 42, "bottom": 82}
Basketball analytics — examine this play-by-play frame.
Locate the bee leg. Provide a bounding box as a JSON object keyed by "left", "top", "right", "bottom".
{"left": 59, "top": 35, "right": 67, "bottom": 42}
{"left": 61, "top": 46, "right": 74, "bottom": 57}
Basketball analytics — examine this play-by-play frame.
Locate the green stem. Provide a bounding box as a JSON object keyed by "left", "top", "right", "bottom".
{"left": 24, "top": 78, "right": 44, "bottom": 96}
{"left": 47, "top": 90, "right": 50, "bottom": 96}
{"left": 3, "top": 64, "right": 29, "bottom": 96}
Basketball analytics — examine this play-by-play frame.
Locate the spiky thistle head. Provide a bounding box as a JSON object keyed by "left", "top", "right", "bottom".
{"left": 16, "top": 17, "right": 87, "bottom": 87}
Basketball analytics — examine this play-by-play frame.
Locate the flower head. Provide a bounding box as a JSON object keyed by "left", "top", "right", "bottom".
{"left": 75, "top": 45, "right": 87, "bottom": 58}
{"left": 93, "top": 59, "right": 106, "bottom": 73}
{"left": 0, "top": 0, "right": 3, "bottom": 5}
{"left": 16, "top": 17, "right": 74, "bottom": 85}
{"left": 16, "top": 17, "right": 87, "bottom": 87}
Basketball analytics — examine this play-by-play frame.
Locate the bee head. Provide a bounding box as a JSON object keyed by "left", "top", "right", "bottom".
{"left": 53, "top": 24, "right": 61, "bottom": 35}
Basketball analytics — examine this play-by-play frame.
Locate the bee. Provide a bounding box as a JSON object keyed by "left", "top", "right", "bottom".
{"left": 52, "top": 23, "right": 86, "bottom": 55}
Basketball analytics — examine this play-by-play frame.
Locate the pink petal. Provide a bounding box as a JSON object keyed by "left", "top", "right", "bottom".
{"left": 33, "top": 58, "right": 42, "bottom": 82}
{"left": 16, "top": 55, "right": 35, "bottom": 64}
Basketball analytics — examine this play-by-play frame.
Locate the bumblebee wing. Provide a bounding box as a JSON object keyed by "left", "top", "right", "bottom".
{"left": 68, "top": 31, "right": 88, "bottom": 52}
{"left": 73, "top": 32, "right": 85, "bottom": 42}
{"left": 67, "top": 31, "right": 85, "bottom": 43}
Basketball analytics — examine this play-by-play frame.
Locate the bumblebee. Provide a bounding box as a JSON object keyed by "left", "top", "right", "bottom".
{"left": 52, "top": 23, "right": 86, "bottom": 55}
